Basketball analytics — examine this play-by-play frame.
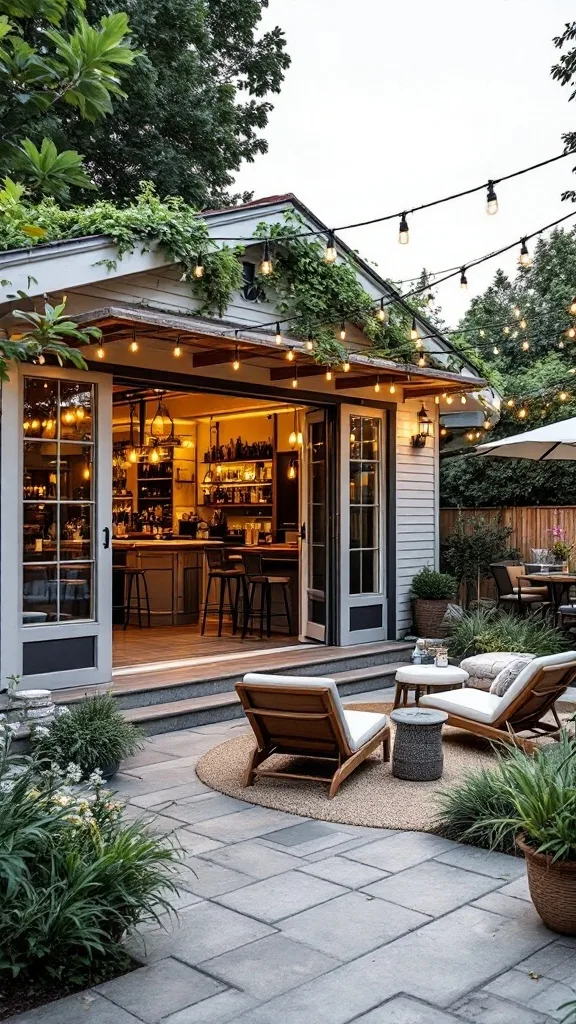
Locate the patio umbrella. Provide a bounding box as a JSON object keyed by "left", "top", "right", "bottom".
{"left": 474, "top": 416, "right": 576, "bottom": 461}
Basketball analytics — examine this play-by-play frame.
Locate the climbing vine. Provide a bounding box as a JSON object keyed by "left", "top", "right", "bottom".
{"left": 0, "top": 181, "right": 243, "bottom": 316}
{"left": 253, "top": 212, "right": 422, "bottom": 366}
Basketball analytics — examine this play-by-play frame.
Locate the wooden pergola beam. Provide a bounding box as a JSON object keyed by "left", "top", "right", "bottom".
{"left": 334, "top": 375, "right": 407, "bottom": 391}
{"left": 270, "top": 365, "right": 328, "bottom": 380}
{"left": 192, "top": 348, "right": 262, "bottom": 368}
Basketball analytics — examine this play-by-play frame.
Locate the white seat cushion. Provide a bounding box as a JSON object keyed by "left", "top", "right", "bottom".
{"left": 419, "top": 688, "right": 502, "bottom": 724}
{"left": 497, "top": 651, "right": 576, "bottom": 715}
{"left": 395, "top": 665, "right": 469, "bottom": 686}
{"left": 342, "top": 710, "right": 388, "bottom": 751}
{"left": 241, "top": 672, "right": 354, "bottom": 748}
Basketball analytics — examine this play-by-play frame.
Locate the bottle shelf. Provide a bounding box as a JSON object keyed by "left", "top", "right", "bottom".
{"left": 200, "top": 459, "right": 273, "bottom": 466}
{"left": 199, "top": 503, "right": 273, "bottom": 509}
{"left": 202, "top": 482, "right": 271, "bottom": 487}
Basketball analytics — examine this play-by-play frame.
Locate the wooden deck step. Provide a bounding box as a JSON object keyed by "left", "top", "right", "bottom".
{"left": 119, "top": 661, "right": 403, "bottom": 735}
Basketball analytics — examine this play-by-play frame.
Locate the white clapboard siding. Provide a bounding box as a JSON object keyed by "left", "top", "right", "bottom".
{"left": 395, "top": 401, "right": 439, "bottom": 636}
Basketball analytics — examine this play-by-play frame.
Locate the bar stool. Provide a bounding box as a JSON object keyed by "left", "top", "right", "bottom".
{"left": 241, "top": 551, "right": 292, "bottom": 639}
{"left": 113, "top": 567, "right": 151, "bottom": 630}
{"left": 201, "top": 549, "right": 244, "bottom": 636}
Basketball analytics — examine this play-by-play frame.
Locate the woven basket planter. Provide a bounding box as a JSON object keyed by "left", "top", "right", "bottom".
{"left": 517, "top": 834, "right": 576, "bottom": 935}
{"left": 412, "top": 598, "right": 450, "bottom": 638}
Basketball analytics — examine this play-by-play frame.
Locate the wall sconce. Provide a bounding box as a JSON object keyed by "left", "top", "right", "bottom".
{"left": 411, "top": 404, "right": 433, "bottom": 448}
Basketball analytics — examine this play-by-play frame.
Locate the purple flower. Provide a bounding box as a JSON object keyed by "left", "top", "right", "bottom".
{"left": 549, "top": 526, "right": 565, "bottom": 540}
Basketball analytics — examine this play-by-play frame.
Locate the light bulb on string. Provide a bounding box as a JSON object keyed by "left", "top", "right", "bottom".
{"left": 232, "top": 345, "right": 240, "bottom": 371}
{"left": 418, "top": 355, "right": 426, "bottom": 367}
{"left": 434, "top": 395, "right": 440, "bottom": 405}
{"left": 518, "top": 407, "right": 527, "bottom": 419}
{"left": 376, "top": 298, "right": 389, "bottom": 322}
{"left": 479, "top": 329, "right": 486, "bottom": 338}
{"left": 324, "top": 231, "right": 337, "bottom": 264}
{"left": 96, "top": 343, "right": 105, "bottom": 359}
{"left": 486, "top": 180, "right": 498, "bottom": 215}
{"left": 466, "top": 432, "right": 475, "bottom": 442}
{"left": 440, "top": 426, "right": 448, "bottom": 437}
{"left": 339, "top": 321, "right": 346, "bottom": 342}
{"left": 410, "top": 317, "right": 418, "bottom": 342}
{"left": 518, "top": 238, "right": 532, "bottom": 268}
{"left": 389, "top": 384, "right": 396, "bottom": 394}
{"left": 149, "top": 446, "right": 160, "bottom": 464}
{"left": 483, "top": 419, "right": 491, "bottom": 430}
{"left": 459, "top": 267, "right": 468, "bottom": 290}
{"left": 560, "top": 391, "right": 569, "bottom": 401}
{"left": 460, "top": 395, "right": 467, "bottom": 405}
{"left": 259, "top": 240, "right": 272, "bottom": 276}
{"left": 503, "top": 326, "right": 510, "bottom": 335}
{"left": 342, "top": 358, "right": 350, "bottom": 372}
{"left": 520, "top": 319, "right": 527, "bottom": 330}
{"left": 507, "top": 399, "right": 515, "bottom": 408}
{"left": 275, "top": 323, "right": 282, "bottom": 345}
{"left": 446, "top": 396, "right": 454, "bottom": 405}
{"left": 173, "top": 336, "right": 182, "bottom": 358}
{"left": 566, "top": 327, "right": 576, "bottom": 339}
{"left": 288, "top": 460, "right": 297, "bottom": 480}
{"left": 522, "top": 339, "right": 530, "bottom": 351}
{"left": 493, "top": 345, "right": 500, "bottom": 355}
{"left": 305, "top": 334, "right": 314, "bottom": 352}
{"left": 559, "top": 340, "right": 565, "bottom": 349}
{"left": 398, "top": 212, "right": 409, "bottom": 244}
{"left": 286, "top": 347, "right": 295, "bottom": 362}
{"left": 513, "top": 305, "right": 521, "bottom": 319}
{"left": 426, "top": 291, "right": 435, "bottom": 307}
{"left": 374, "top": 376, "right": 380, "bottom": 393}
{"left": 512, "top": 330, "right": 519, "bottom": 339}
{"left": 130, "top": 329, "right": 139, "bottom": 354}
{"left": 325, "top": 368, "right": 333, "bottom": 381}
{"left": 569, "top": 298, "right": 576, "bottom": 315}
{"left": 193, "top": 254, "right": 205, "bottom": 279}
{"left": 292, "top": 370, "right": 298, "bottom": 389}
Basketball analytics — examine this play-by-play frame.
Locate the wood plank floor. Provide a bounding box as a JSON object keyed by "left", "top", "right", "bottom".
{"left": 112, "top": 624, "right": 299, "bottom": 670}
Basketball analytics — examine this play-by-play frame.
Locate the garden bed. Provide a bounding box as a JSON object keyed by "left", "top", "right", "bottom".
{"left": 0, "top": 954, "right": 140, "bottom": 1022}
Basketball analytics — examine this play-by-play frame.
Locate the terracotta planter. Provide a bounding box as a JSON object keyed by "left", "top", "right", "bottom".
{"left": 517, "top": 834, "right": 576, "bottom": 935}
{"left": 412, "top": 598, "right": 450, "bottom": 638}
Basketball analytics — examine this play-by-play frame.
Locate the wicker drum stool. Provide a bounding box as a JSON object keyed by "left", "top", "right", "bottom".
{"left": 390, "top": 707, "right": 448, "bottom": 782}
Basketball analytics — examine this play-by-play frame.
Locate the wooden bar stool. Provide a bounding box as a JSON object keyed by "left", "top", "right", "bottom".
{"left": 241, "top": 551, "right": 292, "bottom": 639}
{"left": 201, "top": 549, "right": 244, "bottom": 637}
{"left": 113, "top": 567, "right": 151, "bottom": 630}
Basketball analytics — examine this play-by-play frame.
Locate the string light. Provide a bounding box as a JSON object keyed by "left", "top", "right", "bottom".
{"left": 292, "top": 368, "right": 298, "bottom": 388}
{"left": 520, "top": 318, "right": 527, "bottom": 330}
{"left": 128, "top": 447, "right": 138, "bottom": 464}
{"left": 560, "top": 391, "right": 569, "bottom": 401}
{"left": 129, "top": 330, "right": 138, "bottom": 354}
{"left": 389, "top": 384, "right": 396, "bottom": 394}
{"left": 324, "top": 231, "right": 337, "bottom": 264}
{"left": 398, "top": 212, "right": 409, "bottom": 245}
{"left": 410, "top": 317, "right": 418, "bottom": 341}
{"left": 483, "top": 419, "right": 491, "bottom": 430}
{"left": 559, "top": 340, "right": 565, "bottom": 349}
{"left": 518, "top": 407, "right": 527, "bottom": 419}
{"left": 440, "top": 426, "right": 448, "bottom": 437}
{"left": 570, "top": 298, "right": 576, "bottom": 315}
{"left": 493, "top": 345, "right": 500, "bottom": 355}
{"left": 193, "top": 254, "right": 205, "bottom": 279}
{"left": 479, "top": 329, "right": 486, "bottom": 338}
{"left": 342, "top": 359, "right": 351, "bottom": 372}
{"left": 340, "top": 321, "right": 346, "bottom": 341}
{"left": 518, "top": 238, "right": 532, "bottom": 267}
{"left": 275, "top": 323, "right": 282, "bottom": 345}
{"left": 460, "top": 395, "right": 467, "bottom": 405}
{"left": 513, "top": 306, "right": 521, "bottom": 319}
{"left": 288, "top": 460, "right": 297, "bottom": 480}
{"left": 376, "top": 298, "right": 389, "bottom": 323}
{"left": 460, "top": 267, "right": 468, "bottom": 290}
{"left": 173, "top": 336, "right": 182, "bottom": 358}
{"left": 486, "top": 180, "right": 498, "bottom": 215}
{"left": 374, "top": 376, "right": 381, "bottom": 393}
{"left": 434, "top": 395, "right": 440, "bottom": 405}
{"left": 566, "top": 327, "right": 576, "bottom": 339}
{"left": 259, "top": 240, "right": 273, "bottom": 276}
{"left": 286, "top": 347, "right": 295, "bottom": 362}
{"left": 507, "top": 399, "right": 515, "bottom": 408}
{"left": 503, "top": 326, "right": 510, "bottom": 335}
{"left": 149, "top": 447, "right": 160, "bottom": 464}
{"left": 522, "top": 339, "right": 530, "bottom": 351}
{"left": 325, "top": 368, "right": 333, "bottom": 381}
{"left": 418, "top": 354, "right": 426, "bottom": 367}
{"left": 232, "top": 346, "right": 240, "bottom": 371}
{"left": 96, "top": 343, "right": 105, "bottom": 359}
{"left": 306, "top": 334, "right": 314, "bottom": 351}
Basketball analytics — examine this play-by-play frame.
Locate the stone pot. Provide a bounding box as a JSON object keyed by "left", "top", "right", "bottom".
{"left": 99, "top": 760, "right": 120, "bottom": 781}
{"left": 517, "top": 834, "right": 576, "bottom": 935}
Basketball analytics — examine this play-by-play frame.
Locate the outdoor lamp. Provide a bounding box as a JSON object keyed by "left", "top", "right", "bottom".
{"left": 411, "top": 404, "right": 433, "bottom": 448}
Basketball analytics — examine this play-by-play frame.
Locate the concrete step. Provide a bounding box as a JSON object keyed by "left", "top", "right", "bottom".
{"left": 121, "top": 661, "right": 401, "bottom": 735}
{"left": 108, "top": 642, "right": 412, "bottom": 711}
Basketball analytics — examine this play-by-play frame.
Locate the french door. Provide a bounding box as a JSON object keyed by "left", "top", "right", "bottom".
{"left": 339, "top": 406, "right": 387, "bottom": 644}
{"left": 1, "top": 365, "right": 112, "bottom": 689}
{"left": 301, "top": 409, "right": 330, "bottom": 642}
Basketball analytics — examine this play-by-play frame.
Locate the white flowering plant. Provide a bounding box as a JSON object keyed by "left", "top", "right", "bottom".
{"left": 33, "top": 693, "right": 143, "bottom": 779}
{"left": 0, "top": 738, "right": 180, "bottom": 986}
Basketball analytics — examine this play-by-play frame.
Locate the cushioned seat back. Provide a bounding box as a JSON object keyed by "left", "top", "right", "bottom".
{"left": 493, "top": 651, "right": 576, "bottom": 726}
{"left": 506, "top": 565, "right": 526, "bottom": 590}
{"left": 237, "top": 673, "right": 353, "bottom": 755}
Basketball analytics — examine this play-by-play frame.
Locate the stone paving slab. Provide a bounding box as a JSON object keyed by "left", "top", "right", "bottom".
{"left": 354, "top": 995, "right": 464, "bottom": 1022}
{"left": 157, "top": 792, "right": 249, "bottom": 826}
{"left": 7, "top": 992, "right": 144, "bottom": 1023}
{"left": 214, "top": 869, "right": 347, "bottom": 922}
{"left": 199, "top": 839, "right": 302, "bottom": 879}
{"left": 278, "top": 889, "right": 430, "bottom": 961}
{"left": 451, "top": 989, "right": 552, "bottom": 1023}
{"left": 471, "top": 890, "right": 545, "bottom": 922}
{"left": 199, "top": 932, "right": 341, "bottom": 1000}
{"left": 192, "top": 807, "right": 306, "bottom": 842}
{"left": 435, "top": 844, "right": 527, "bottom": 881}
{"left": 174, "top": 855, "right": 255, "bottom": 898}
{"left": 361, "top": 860, "right": 501, "bottom": 917}
{"left": 94, "top": 957, "right": 224, "bottom": 1022}
{"left": 298, "top": 854, "right": 389, "bottom": 888}
{"left": 130, "top": 781, "right": 213, "bottom": 809}
{"left": 343, "top": 831, "right": 457, "bottom": 872}
{"left": 161, "top": 990, "right": 257, "bottom": 1024}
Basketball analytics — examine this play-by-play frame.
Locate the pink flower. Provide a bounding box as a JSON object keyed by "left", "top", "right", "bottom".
{"left": 549, "top": 526, "right": 565, "bottom": 540}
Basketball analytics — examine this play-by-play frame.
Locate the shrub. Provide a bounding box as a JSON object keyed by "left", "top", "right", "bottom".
{"left": 0, "top": 741, "right": 180, "bottom": 988}
{"left": 441, "top": 512, "right": 519, "bottom": 607}
{"left": 435, "top": 763, "right": 517, "bottom": 853}
{"left": 446, "top": 606, "right": 567, "bottom": 661}
{"left": 411, "top": 566, "right": 457, "bottom": 601}
{"left": 34, "top": 694, "right": 143, "bottom": 778}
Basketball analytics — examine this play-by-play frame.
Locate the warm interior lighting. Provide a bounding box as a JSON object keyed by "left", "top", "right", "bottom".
{"left": 288, "top": 459, "right": 297, "bottom": 480}
{"left": 128, "top": 448, "right": 138, "bottom": 464}
{"left": 148, "top": 447, "right": 160, "bottom": 464}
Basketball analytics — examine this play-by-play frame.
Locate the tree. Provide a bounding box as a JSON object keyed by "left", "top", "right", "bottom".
{"left": 440, "top": 228, "right": 576, "bottom": 507}
{"left": 552, "top": 20, "right": 576, "bottom": 202}
{"left": 0, "top": 295, "right": 98, "bottom": 380}
{"left": 0, "top": 0, "right": 137, "bottom": 200}
{"left": 441, "top": 512, "right": 518, "bottom": 607}
{"left": 49, "top": 0, "right": 291, "bottom": 208}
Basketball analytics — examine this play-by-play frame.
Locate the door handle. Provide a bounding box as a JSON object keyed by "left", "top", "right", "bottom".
{"left": 103, "top": 527, "right": 110, "bottom": 549}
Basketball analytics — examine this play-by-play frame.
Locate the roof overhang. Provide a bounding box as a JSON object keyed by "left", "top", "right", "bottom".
{"left": 62, "top": 303, "right": 486, "bottom": 400}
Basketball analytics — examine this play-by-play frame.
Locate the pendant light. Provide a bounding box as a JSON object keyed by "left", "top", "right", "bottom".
{"left": 459, "top": 267, "right": 468, "bottom": 290}
{"left": 288, "top": 459, "right": 297, "bottom": 480}
{"left": 376, "top": 298, "right": 389, "bottom": 323}
{"left": 289, "top": 409, "right": 299, "bottom": 449}
{"left": 129, "top": 328, "right": 138, "bottom": 354}
{"left": 232, "top": 346, "right": 240, "bottom": 371}
{"left": 410, "top": 317, "right": 418, "bottom": 342}
{"left": 339, "top": 321, "right": 346, "bottom": 342}
{"left": 398, "top": 212, "right": 409, "bottom": 244}
{"left": 518, "top": 238, "right": 532, "bottom": 268}
{"left": 324, "top": 231, "right": 337, "bottom": 263}
{"left": 259, "top": 240, "right": 272, "bottom": 276}
{"left": 96, "top": 342, "right": 105, "bottom": 359}
{"left": 150, "top": 395, "right": 175, "bottom": 443}
{"left": 275, "top": 323, "right": 282, "bottom": 345}
{"left": 173, "top": 336, "right": 182, "bottom": 358}
{"left": 486, "top": 180, "right": 498, "bottom": 215}
{"left": 305, "top": 334, "right": 314, "bottom": 352}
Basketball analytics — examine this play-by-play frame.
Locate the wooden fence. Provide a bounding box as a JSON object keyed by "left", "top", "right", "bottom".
{"left": 440, "top": 506, "right": 576, "bottom": 561}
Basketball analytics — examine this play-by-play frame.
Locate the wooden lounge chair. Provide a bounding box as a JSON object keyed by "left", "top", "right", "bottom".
{"left": 236, "top": 673, "right": 390, "bottom": 799}
{"left": 419, "top": 651, "right": 576, "bottom": 752}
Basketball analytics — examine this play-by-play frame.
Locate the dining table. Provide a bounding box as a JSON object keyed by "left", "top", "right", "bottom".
{"left": 524, "top": 572, "right": 576, "bottom": 614}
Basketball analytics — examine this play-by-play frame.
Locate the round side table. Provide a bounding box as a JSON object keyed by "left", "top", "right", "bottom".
{"left": 393, "top": 664, "right": 468, "bottom": 709}
{"left": 391, "top": 708, "right": 448, "bottom": 782}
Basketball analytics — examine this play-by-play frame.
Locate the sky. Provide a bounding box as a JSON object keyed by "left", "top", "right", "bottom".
{"left": 234, "top": 0, "right": 576, "bottom": 327}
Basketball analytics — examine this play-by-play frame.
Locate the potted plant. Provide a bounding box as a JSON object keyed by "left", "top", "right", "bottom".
{"left": 548, "top": 526, "right": 573, "bottom": 571}
{"left": 468, "top": 734, "right": 576, "bottom": 935}
{"left": 33, "top": 694, "right": 144, "bottom": 780}
{"left": 411, "top": 566, "right": 457, "bottom": 637}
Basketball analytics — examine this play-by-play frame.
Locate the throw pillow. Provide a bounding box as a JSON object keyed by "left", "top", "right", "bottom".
{"left": 490, "top": 657, "right": 533, "bottom": 698}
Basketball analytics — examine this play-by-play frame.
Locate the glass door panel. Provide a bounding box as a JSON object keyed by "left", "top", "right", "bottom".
{"left": 302, "top": 410, "right": 329, "bottom": 641}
